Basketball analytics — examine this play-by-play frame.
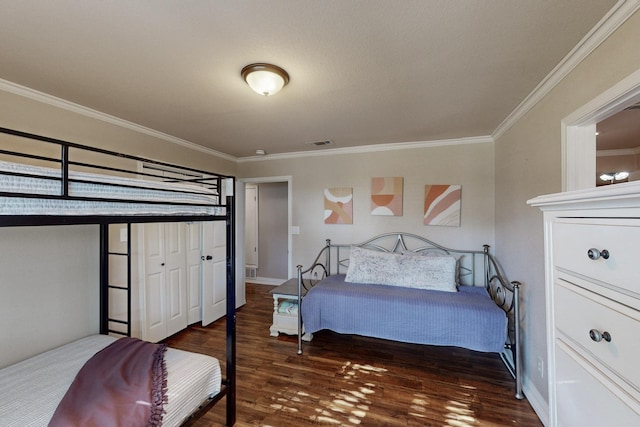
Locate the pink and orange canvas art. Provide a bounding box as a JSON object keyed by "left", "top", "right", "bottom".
{"left": 424, "top": 184, "right": 461, "bottom": 226}
{"left": 371, "top": 177, "right": 403, "bottom": 216}
{"left": 324, "top": 187, "right": 353, "bottom": 224}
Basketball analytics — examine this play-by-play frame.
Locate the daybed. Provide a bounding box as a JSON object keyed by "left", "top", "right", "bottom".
{"left": 296, "top": 233, "right": 523, "bottom": 399}
{"left": 0, "top": 127, "right": 236, "bottom": 426}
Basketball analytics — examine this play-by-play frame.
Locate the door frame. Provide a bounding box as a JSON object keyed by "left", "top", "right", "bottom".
{"left": 239, "top": 176, "right": 293, "bottom": 280}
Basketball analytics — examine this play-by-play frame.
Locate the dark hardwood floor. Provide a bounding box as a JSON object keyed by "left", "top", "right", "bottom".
{"left": 164, "top": 283, "right": 542, "bottom": 427}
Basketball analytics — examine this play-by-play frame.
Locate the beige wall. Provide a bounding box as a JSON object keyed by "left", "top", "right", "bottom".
{"left": 0, "top": 88, "right": 236, "bottom": 365}
{"left": 238, "top": 142, "right": 496, "bottom": 278}
{"left": 0, "top": 225, "right": 99, "bottom": 368}
{"left": 494, "top": 9, "right": 640, "bottom": 412}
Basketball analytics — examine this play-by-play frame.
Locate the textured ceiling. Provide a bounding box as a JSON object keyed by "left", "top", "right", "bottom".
{"left": 0, "top": 1, "right": 618, "bottom": 158}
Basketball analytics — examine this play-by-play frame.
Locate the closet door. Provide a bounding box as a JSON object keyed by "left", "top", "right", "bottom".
{"left": 164, "top": 223, "right": 187, "bottom": 337}
{"left": 143, "top": 223, "right": 167, "bottom": 343}
{"left": 186, "top": 222, "right": 202, "bottom": 324}
{"left": 142, "top": 223, "right": 188, "bottom": 342}
{"left": 202, "top": 221, "right": 227, "bottom": 326}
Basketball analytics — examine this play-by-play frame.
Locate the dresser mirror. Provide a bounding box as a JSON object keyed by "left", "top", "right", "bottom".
{"left": 596, "top": 102, "right": 640, "bottom": 186}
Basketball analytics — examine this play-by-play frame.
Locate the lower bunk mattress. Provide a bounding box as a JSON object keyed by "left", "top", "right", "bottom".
{"left": 0, "top": 335, "right": 221, "bottom": 427}
{"left": 301, "top": 274, "right": 507, "bottom": 353}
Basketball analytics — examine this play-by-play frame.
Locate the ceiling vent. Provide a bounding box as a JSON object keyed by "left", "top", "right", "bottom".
{"left": 307, "top": 140, "right": 334, "bottom": 147}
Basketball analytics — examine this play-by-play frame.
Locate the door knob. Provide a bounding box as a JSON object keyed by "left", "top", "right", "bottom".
{"left": 206, "top": 255, "right": 213, "bottom": 260}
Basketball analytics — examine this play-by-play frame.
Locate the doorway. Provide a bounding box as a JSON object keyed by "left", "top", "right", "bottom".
{"left": 241, "top": 176, "right": 292, "bottom": 285}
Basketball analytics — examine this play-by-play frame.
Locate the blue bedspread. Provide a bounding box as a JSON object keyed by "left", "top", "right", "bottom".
{"left": 301, "top": 274, "right": 507, "bottom": 353}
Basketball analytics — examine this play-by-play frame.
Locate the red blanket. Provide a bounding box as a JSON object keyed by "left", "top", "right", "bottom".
{"left": 48, "top": 337, "right": 168, "bottom": 427}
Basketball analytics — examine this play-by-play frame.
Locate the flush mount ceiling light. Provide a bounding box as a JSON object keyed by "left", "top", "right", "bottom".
{"left": 241, "top": 63, "right": 289, "bottom": 96}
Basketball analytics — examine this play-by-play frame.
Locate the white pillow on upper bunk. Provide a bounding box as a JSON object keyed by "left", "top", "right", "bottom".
{"left": 344, "top": 246, "right": 458, "bottom": 292}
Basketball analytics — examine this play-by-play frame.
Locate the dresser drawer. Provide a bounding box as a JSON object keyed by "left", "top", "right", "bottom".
{"left": 555, "top": 281, "right": 640, "bottom": 392}
{"left": 556, "top": 343, "right": 640, "bottom": 426}
{"left": 553, "top": 219, "right": 640, "bottom": 296}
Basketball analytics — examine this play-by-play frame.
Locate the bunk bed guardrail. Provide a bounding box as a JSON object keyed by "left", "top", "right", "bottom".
{"left": 0, "top": 126, "right": 231, "bottom": 224}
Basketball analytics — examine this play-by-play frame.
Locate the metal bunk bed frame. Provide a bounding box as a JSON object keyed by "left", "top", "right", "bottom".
{"left": 0, "top": 127, "right": 237, "bottom": 426}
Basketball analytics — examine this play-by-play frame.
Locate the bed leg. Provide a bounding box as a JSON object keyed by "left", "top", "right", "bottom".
{"left": 297, "top": 265, "right": 303, "bottom": 355}
{"left": 513, "top": 281, "right": 524, "bottom": 399}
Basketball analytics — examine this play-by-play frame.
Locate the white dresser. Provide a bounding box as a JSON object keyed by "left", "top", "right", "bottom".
{"left": 529, "top": 183, "right": 640, "bottom": 427}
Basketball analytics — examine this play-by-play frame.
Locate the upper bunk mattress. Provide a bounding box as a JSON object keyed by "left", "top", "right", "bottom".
{"left": 0, "top": 335, "right": 221, "bottom": 427}
{"left": 301, "top": 274, "right": 507, "bottom": 353}
{"left": 0, "top": 159, "right": 225, "bottom": 216}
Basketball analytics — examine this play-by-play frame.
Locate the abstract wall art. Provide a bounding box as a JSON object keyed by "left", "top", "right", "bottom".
{"left": 370, "top": 177, "right": 403, "bottom": 216}
{"left": 424, "top": 184, "right": 461, "bottom": 226}
{"left": 324, "top": 187, "right": 353, "bottom": 224}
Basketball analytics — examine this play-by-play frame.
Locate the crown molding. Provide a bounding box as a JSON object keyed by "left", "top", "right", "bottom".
{"left": 1, "top": 76, "right": 492, "bottom": 164}
{"left": 492, "top": 0, "right": 640, "bottom": 141}
{"left": 0, "top": 78, "right": 236, "bottom": 162}
{"left": 237, "top": 135, "right": 494, "bottom": 163}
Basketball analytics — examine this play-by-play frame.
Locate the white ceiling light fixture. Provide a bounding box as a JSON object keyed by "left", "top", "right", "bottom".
{"left": 241, "top": 63, "right": 290, "bottom": 96}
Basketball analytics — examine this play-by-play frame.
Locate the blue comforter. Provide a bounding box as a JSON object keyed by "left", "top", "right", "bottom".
{"left": 301, "top": 274, "right": 507, "bottom": 353}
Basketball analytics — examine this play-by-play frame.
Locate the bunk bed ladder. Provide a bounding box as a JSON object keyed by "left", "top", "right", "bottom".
{"left": 99, "top": 223, "right": 132, "bottom": 337}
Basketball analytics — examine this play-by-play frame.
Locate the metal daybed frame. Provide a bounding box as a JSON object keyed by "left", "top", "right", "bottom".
{"left": 296, "top": 232, "right": 523, "bottom": 400}
{"left": 0, "top": 127, "right": 237, "bottom": 426}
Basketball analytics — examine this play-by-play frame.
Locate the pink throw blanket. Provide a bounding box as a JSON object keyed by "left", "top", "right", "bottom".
{"left": 48, "top": 337, "right": 168, "bottom": 427}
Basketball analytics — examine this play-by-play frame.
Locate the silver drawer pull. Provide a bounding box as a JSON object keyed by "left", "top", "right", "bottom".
{"left": 587, "top": 248, "right": 610, "bottom": 260}
{"left": 589, "top": 329, "right": 612, "bottom": 343}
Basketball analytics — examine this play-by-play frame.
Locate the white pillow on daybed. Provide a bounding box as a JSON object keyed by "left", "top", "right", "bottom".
{"left": 344, "top": 246, "right": 458, "bottom": 292}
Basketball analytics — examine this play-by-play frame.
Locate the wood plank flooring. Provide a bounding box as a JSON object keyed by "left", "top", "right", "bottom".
{"left": 164, "top": 283, "right": 542, "bottom": 427}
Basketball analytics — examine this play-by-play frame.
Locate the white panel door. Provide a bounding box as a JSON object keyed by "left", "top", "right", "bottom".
{"left": 142, "top": 222, "right": 188, "bottom": 342}
{"left": 144, "top": 223, "right": 167, "bottom": 342}
{"left": 202, "top": 221, "right": 227, "bottom": 326}
{"left": 186, "top": 222, "right": 202, "bottom": 325}
{"left": 165, "top": 223, "right": 187, "bottom": 337}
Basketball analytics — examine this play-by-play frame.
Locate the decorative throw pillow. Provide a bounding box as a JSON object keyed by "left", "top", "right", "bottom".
{"left": 345, "top": 246, "right": 457, "bottom": 292}
{"left": 415, "top": 250, "right": 462, "bottom": 285}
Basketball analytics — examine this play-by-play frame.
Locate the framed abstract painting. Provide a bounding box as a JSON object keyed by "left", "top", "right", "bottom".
{"left": 424, "top": 184, "right": 461, "bottom": 226}
{"left": 324, "top": 187, "right": 353, "bottom": 224}
{"left": 371, "top": 177, "right": 403, "bottom": 216}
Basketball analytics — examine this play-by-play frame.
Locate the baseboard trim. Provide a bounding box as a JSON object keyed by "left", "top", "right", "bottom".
{"left": 522, "top": 375, "right": 550, "bottom": 426}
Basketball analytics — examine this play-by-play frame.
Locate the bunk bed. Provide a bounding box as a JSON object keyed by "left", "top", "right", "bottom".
{"left": 0, "top": 127, "right": 236, "bottom": 426}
